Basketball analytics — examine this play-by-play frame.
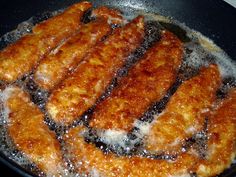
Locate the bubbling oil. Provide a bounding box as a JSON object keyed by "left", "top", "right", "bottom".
{"left": 0, "top": 6, "right": 235, "bottom": 177}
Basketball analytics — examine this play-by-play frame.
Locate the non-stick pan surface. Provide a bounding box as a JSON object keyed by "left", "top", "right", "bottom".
{"left": 0, "top": 0, "right": 235, "bottom": 176}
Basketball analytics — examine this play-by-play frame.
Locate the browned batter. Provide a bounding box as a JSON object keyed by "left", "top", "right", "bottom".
{"left": 0, "top": 1, "right": 92, "bottom": 82}
{"left": 46, "top": 16, "right": 145, "bottom": 125}
{"left": 194, "top": 89, "right": 236, "bottom": 177}
{"left": 89, "top": 30, "right": 183, "bottom": 131}
{"left": 145, "top": 64, "right": 221, "bottom": 153}
{"left": 64, "top": 125, "right": 197, "bottom": 177}
{"left": 4, "top": 86, "right": 63, "bottom": 176}
{"left": 34, "top": 18, "right": 111, "bottom": 90}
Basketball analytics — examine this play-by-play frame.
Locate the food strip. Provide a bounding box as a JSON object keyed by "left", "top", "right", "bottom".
{"left": 64, "top": 87, "right": 235, "bottom": 177}
{"left": 46, "top": 16, "right": 145, "bottom": 125}
{"left": 144, "top": 64, "right": 221, "bottom": 154}
{"left": 34, "top": 18, "right": 111, "bottom": 90}
{"left": 0, "top": 1, "right": 92, "bottom": 82}
{"left": 2, "top": 86, "right": 63, "bottom": 176}
{"left": 194, "top": 89, "right": 236, "bottom": 177}
{"left": 89, "top": 30, "right": 183, "bottom": 131}
{"left": 64, "top": 125, "right": 197, "bottom": 177}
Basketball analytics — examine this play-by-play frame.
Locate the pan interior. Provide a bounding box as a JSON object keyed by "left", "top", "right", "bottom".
{"left": 0, "top": 3, "right": 236, "bottom": 177}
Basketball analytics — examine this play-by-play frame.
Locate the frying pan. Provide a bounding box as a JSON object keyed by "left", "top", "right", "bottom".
{"left": 0, "top": 0, "right": 235, "bottom": 176}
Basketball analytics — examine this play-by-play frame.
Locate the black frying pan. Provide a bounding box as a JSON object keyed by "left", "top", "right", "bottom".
{"left": 0, "top": 0, "right": 235, "bottom": 176}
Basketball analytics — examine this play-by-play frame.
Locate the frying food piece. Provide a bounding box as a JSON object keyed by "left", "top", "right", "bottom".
{"left": 91, "top": 6, "right": 126, "bottom": 25}
{"left": 0, "top": 1, "right": 92, "bottom": 82}
{"left": 2, "top": 86, "right": 64, "bottom": 176}
{"left": 194, "top": 89, "right": 236, "bottom": 177}
{"left": 64, "top": 126, "right": 197, "bottom": 177}
{"left": 144, "top": 64, "right": 221, "bottom": 153}
{"left": 46, "top": 16, "right": 145, "bottom": 125}
{"left": 34, "top": 18, "right": 111, "bottom": 91}
{"left": 89, "top": 30, "right": 183, "bottom": 131}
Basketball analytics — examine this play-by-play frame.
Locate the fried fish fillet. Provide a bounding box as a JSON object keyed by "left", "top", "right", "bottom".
{"left": 2, "top": 86, "right": 64, "bottom": 176}
{"left": 91, "top": 6, "right": 126, "bottom": 25}
{"left": 34, "top": 18, "right": 111, "bottom": 90}
{"left": 0, "top": 1, "right": 92, "bottom": 82}
{"left": 144, "top": 64, "right": 221, "bottom": 153}
{"left": 46, "top": 16, "right": 145, "bottom": 125}
{"left": 64, "top": 125, "right": 197, "bottom": 177}
{"left": 89, "top": 30, "right": 183, "bottom": 131}
{"left": 194, "top": 88, "right": 236, "bottom": 177}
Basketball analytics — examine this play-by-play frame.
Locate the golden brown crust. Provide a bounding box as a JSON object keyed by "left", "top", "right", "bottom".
{"left": 92, "top": 6, "right": 125, "bottom": 25}
{"left": 89, "top": 30, "right": 183, "bottom": 131}
{"left": 0, "top": 1, "right": 92, "bottom": 82}
{"left": 64, "top": 89, "right": 235, "bottom": 177}
{"left": 34, "top": 18, "right": 111, "bottom": 91}
{"left": 194, "top": 89, "right": 236, "bottom": 177}
{"left": 4, "top": 86, "right": 64, "bottom": 176}
{"left": 64, "top": 126, "right": 197, "bottom": 177}
{"left": 145, "top": 64, "right": 221, "bottom": 153}
{"left": 46, "top": 16, "right": 145, "bottom": 125}
{"left": 32, "top": 1, "right": 92, "bottom": 36}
